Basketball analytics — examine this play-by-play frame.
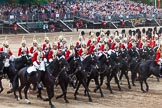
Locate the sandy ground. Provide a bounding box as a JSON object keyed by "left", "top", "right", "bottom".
{"left": 0, "top": 29, "right": 162, "bottom": 108}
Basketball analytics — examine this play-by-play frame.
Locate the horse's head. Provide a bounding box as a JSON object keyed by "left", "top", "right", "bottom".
{"left": 90, "top": 53, "right": 101, "bottom": 70}
{"left": 58, "top": 56, "right": 70, "bottom": 72}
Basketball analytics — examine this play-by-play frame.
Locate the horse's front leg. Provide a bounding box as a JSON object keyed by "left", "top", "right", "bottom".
{"left": 144, "top": 79, "right": 149, "bottom": 92}
{"left": 24, "top": 84, "right": 31, "bottom": 104}
{"left": 47, "top": 87, "right": 55, "bottom": 108}
{"left": 124, "top": 70, "right": 131, "bottom": 89}
{"left": 140, "top": 79, "right": 145, "bottom": 93}
{"left": 0, "top": 78, "right": 3, "bottom": 93}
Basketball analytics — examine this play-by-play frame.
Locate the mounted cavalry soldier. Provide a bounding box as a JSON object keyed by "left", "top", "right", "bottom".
{"left": 0, "top": 40, "right": 15, "bottom": 67}
{"left": 65, "top": 41, "right": 75, "bottom": 60}
{"left": 0, "top": 41, "right": 13, "bottom": 57}
{"left": 18, "top": 38, "right": 29, "bottom": 57}
{"left": 29, "top": 37, "right": 38, "bottom": 57}
{"left": 155, "top": 41, "right": 162, "bottom": 65}
{"left": 42, "top": 36, "right": 51, "bottom": 59}
{"left": 48, "top": 42, "right": 58, "bottom": 63}
{"left": 27, "top": 44, "right": 46, "bottom": 74}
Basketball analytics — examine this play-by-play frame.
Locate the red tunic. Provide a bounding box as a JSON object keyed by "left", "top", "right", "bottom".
{"left": 155, "top": 48, "right": 161, "bottom": 62}
{"left": 108, "top": 39, "right": 111, "bottom": 45}
{"left": 42, "top": 43, "right": 51, "bottom": 51}
{"left": 89, "top": 45, "right": 95, "bottom": 54}
{"left": 111, "top": 42, "right": 116, "bottom": 50}
{"left": 100, "top": 44, "right": 104, "bottom": 51}
{"left": 32, "top": 51, "right": 45, "bottom": 64}
{"left": 18, "top": 47, "right": 29, "bottom": 56}
{"left": 58, "top": 42, "right": 61, "bottom": 49}
{"left": 48, "top": 50, "right": 58, "bottom": 60}
{"left": 0, "top": 47, "right": 13, "bottom": 56}
{"left": 97, "top": 37, "right": 100, "bottom": 43}
{"left": 119, "top": 43, "right": 125, "bottom": 49}
{"left": 128, "top": 42, "right": 132, "bottom": 49}
{"left": 138, "top": 40, "right": 143, "bottom": 49}
{"left": 78, "top": 48, "right": 83, "bottom": 56}
{"left": 149, "top": 40, "right": 155, "bottom": 48}
{"left": 76, "top": 41, "right": 79, "bottom": 47}
{"left": 30, "top": 46, "right": 37, "bottom": 54}
{"left": 65, "top": 50, "right": 70, "bottom": 60}
{"left": 87, "top": 39, "right": 91, "bottom": 47}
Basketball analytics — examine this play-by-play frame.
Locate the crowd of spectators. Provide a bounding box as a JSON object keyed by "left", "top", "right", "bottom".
{"left": 0, "top": 0, "right": 161, "bottom": 22}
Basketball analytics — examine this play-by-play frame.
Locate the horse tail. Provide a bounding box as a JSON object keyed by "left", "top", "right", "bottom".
{"left": 13, "top": 74, "right": 19, "bottom": 91}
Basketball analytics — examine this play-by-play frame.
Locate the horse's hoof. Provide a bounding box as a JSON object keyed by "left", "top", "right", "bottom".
{"left": 65, "top": 100, "right": 69, "bottom": 103}
{"left": 7, "top": 90, "right": 12, "bottom": 94}
{"left": 132, "top": 84, "right": 136, "bottom": 86}
{"left": 37, "top": 95, "right": 43, "bottom": 100}
{"left": 142, "top": 90, "right": 146, "bottom": 93}
{"left": 17, "top": 97, "right": 20, "bottom": 101}
{"left": 101, "top": 94, "right": 104, "bottom": 97}
{"left": 128, "top": 86, "right": 131, "bottom": 89}
{"left": 89, "top": 98, "right": 92, "bottom": 102}
{"left": 146, "top": 89, "right": 149, "bottom": 92}
{"left": 110, "top": 92, "right": 114, "bottom": 94}
{"left": 43, "top": 98, "right": 49, "bottom": 101}
{"left": 74, "top": 97, "right": 77, "bottom": 100}
{"left": 51, "top": 104, "right": 55, "bottom": 108}
{"left": 25, "top": 99, "right": 31, "bottom": 104}
{"left": 76, "top": 92, "right": 79, "bottom": 95}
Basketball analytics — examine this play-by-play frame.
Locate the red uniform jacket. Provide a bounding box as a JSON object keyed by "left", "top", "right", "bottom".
{"left": 146, "top": 39, "right": 150, "bottom": 47}
{"left": 100, "top": 44, "right": 104, "bottom": 51}
{"left": 97, "top": 37, "right": 100, "bottom": 43}
{"left": 155, "top": 48, "right": 161, "bottom": 62}
{"left": 65, "top": 50, "right": 70, "bottom": 60}
{"left": 111, "top": 42, "right": 116, "bottom": 50}
{"left": 150, "top": 40, "right": 155, "bottom": 48}
{"left": 119, "top": 43, "right": 125, "bottom": 49}
{"left": 32, "top": 51, "right": 45, "bottom": 64}
{"left": 43, "top": 43, "right": 51, "bottom": 51}
{"left": 78, "top": 48, "right": 83, "bottom": 56}
{"left": 87, "top": 39, "right": 91, "bottom": 47}
{"left": 0, "top": 47, "right": 13, "bottom": 56}
{"left": 30, "top": 46, "right": 37, "bottom": 54}
{"left": 76, "top": 41, "right": 79, "bottom": 47}
{"left": 18, "top": 47, "right": 29, "bottom": 56}
{"left": 58, "top": 42, "right": 61, "bottom": 49}
{"left": 48, "top": 49, "right": 58, "bottom": 60}
{"left": 89, "top": 45, "right": 95, "bottom": 54}
{"left": 108, "top": 39, "right": 111, "bottom": 45}
{"left": 128, "top": 42, "right": 132, "bottom": 49}
{"left": 138, "top": 40, "right": 143, "bottom": 49}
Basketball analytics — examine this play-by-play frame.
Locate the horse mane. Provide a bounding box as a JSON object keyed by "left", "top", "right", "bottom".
{"left": 67, "top": 55, "right": 74, "bottom": 63}
{"left": 82, "top": 55, "right": 91, "bottom": 64}
{"left": 0, "top": 51, "right": 10, "bottom": 59}
{"left": 98, "top": 54, "right": 105, "bottom": 61}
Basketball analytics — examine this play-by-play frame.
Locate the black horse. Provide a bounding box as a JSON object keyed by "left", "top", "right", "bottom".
{"left": 94, "top": 52, "right": 111, "bottom": 93}
{"left": 3, "top": 55, "right": 32, "bottom": 94}
{"left": 138, "top": 60, "right": 162, "bottom": 92}
{"left": 55, "top": 57, "right": 70, "bottom": 103}
{"left": 106, "top": 51, "right": 122, "bottom": 93}
{"left": 118, "top": 49, "right": 131, "bottom": 89}
{"left": 83, "top": 53, "right": 104, "bottom": 97}
{"left": 0, "top": 52, "right": 10, "bottom": 93}
{"left": 67, "top": 53, "right": 92, "bottom": 102}
{"left": 13, "top": 56, "right": 69, "bottom": 108}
